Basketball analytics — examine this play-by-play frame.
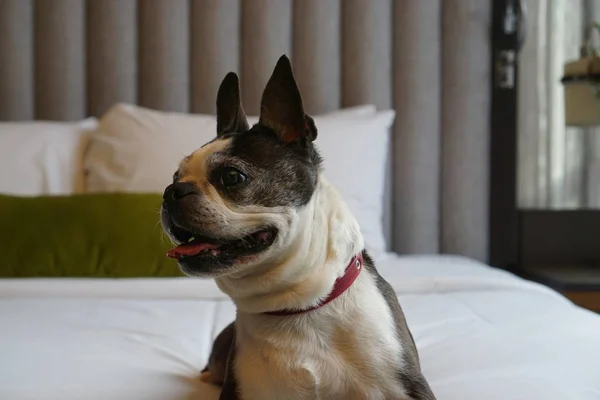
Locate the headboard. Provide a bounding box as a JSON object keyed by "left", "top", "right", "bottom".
{"left": 0, "top": 0, "right": 492, "bottom": 262}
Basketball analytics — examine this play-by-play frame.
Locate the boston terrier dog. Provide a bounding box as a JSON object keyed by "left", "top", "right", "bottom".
{"left": 161, "top": 55, "right": 436, "bottom": 400}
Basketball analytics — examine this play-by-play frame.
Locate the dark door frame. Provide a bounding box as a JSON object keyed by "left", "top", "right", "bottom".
{"left": 489, "top": 0, "right": 523, "bottom": 271}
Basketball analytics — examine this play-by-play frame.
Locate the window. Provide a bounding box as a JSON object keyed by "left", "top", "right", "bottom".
{"left": 490, "top": 0, "right": 600, "bottom": 289}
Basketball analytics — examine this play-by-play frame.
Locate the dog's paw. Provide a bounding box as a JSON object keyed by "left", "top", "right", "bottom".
{"left": 200, "top": 370, "right": 213, "bottom": 382}
{"left": 200, "top": 370, "right": 222, "bottom": 386}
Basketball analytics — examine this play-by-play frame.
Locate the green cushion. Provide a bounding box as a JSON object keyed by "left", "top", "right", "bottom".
{"left": 0, "top": 193, "right": 183, "bottom": 278}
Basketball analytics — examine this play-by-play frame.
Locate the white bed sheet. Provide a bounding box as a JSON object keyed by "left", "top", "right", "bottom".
{"left": 1, "top": 254, "right": 599, "bottom": 400}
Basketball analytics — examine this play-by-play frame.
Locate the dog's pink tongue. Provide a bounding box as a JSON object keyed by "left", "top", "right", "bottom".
{"left": 167, "top": 242, "right": 220, "bottom": 259}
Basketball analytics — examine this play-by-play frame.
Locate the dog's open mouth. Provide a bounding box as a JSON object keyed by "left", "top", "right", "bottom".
{"left": 166, "top": 227, "right": 277, "bottom": 261}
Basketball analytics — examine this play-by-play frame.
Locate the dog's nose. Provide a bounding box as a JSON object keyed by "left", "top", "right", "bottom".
{"left": 164, "top": 182, "right": 198, "bottom": 201}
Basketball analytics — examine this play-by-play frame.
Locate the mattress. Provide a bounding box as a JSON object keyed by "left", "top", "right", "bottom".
{"left": 1, "top": 254, "right": 600, "bottom": 400}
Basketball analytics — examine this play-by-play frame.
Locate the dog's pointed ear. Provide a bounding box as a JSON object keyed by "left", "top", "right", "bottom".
{"left": 259, "top": 55, "right": 317, "bottom": 144}
{"left": 216, "top": 72, "right": 250, "bottom": 137}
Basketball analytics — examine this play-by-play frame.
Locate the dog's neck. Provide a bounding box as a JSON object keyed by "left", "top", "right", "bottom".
{"left": 215, "top": 175, "right": 364, "bottom": 314}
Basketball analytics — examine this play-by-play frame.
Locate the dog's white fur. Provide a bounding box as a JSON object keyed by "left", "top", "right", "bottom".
{"left": 214, "top": 176, "right": 407, "bottom": 400}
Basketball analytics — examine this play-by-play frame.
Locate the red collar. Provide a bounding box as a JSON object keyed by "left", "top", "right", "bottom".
{"left": 264, "top": 252, "right": 364, "bottom": 316}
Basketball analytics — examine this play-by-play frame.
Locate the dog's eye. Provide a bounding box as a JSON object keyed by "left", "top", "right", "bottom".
{"left": 173, "top": 171, "right": 180, "bottom": 182}
{"left": 220, "top": 167, "right": 247, "bottom": 187}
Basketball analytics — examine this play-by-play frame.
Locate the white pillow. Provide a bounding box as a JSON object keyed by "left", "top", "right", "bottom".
{"left": 313, "top": 113, "right": 394, "bottom": 256}
{"left": 0, "top": 118, "right": 98, "bottom": 195}
{"left": 85, "top": 103, "right": 393, "bottom": 255}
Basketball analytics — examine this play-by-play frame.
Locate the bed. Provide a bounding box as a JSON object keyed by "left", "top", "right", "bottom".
{"left": 1, "top": 1, "right": 600, "bottom": 399}
{"left": 2, "top": 254, "right": 600, "bottom": 400}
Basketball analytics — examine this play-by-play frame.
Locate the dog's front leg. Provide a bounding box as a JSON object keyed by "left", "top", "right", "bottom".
{"left": 201, "top": 322, "right": 235, "bottom": 385}
{"left": 217, "top": 323, "right": 242, "bottom": 400}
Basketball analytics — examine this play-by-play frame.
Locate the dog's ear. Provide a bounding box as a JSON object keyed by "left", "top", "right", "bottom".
{"left": 259, "top": 55, "right": 317, "bottom": 144}
{"left": 216, "top": 72, "right": 250, "bottom": 137}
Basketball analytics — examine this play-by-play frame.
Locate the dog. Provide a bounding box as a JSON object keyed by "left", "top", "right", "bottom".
{"left": 161, "top": 55, "right": 436, "bottom": 400}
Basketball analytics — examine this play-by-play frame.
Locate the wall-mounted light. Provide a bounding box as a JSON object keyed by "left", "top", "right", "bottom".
{"left": 562, "top": 22, "right": 600, "bottom": 127}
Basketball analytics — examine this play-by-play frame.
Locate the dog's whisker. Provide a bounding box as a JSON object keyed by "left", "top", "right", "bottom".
{"left": 151, "top": 207, "right": 162, "bottom": 215}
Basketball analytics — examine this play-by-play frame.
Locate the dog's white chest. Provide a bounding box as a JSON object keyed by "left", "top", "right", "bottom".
{"left": 235, "top": 275, "right": 406, "bottom": 400}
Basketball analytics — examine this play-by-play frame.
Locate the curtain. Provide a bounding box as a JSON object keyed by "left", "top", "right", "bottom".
{"left": 518, "top": 0, "right": 600, "bottom": 209}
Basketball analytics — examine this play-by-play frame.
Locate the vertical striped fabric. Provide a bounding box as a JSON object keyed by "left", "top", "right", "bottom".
{"left": 441, "top": 0, "right": 492, "bottom": 261}
{"left": 138, "top": 0, "right": 190, "bottom": 112}
{"left": 190, "top": 0, "right": 241, "bottom": 114}
{"left": 292, "top": 0, "right": 341, "bottom": 114}
{"left": 240, "top": 0, "right": 293, "bottom": 115}
{"left": 34, "top": 0, "right": 86, "bottom": 120}
{"left": 87, "top": 0, "right": 137, "bottom": 117}
{"left": 392, "top": 0, "right": 442, "bottom": 255}
{"left": 0, "top": 0, "right": 34, "bottom": 120}
{"left": 0, "top": 0, "right": 492, "bottom": 262}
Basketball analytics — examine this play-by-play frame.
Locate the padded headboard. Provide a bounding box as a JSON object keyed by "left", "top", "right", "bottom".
{"left": 0, "top": 0, "right": 492, "bottom": 262}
